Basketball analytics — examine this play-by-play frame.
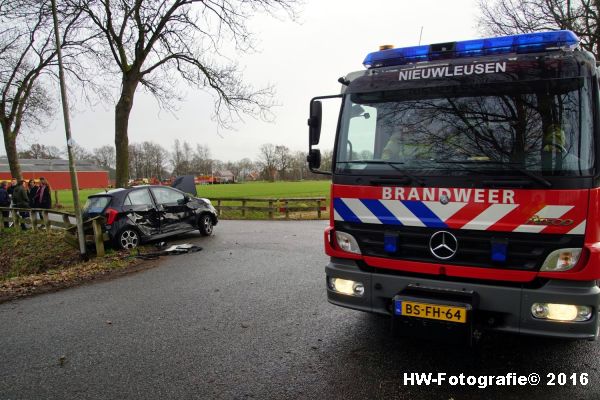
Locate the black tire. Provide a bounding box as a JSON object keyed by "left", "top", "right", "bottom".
{"left": 199, "top": 214, "right": 214, "bottom": 236}
{"left": 115, "top": 227, "right": 141, "bottom": 249}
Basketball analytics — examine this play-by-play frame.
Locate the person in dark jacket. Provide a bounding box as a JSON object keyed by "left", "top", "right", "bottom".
{"left": 35, "top": 177, "right": 52, "bottom": 210}
{"left": 12, "top": 180, "right": 29, "bottom": 230}
{"left": 0, "top": 181, "right": 9, "bottom": 227}
{"left": 28, "top": 179, "right": 38, "bottom": 208}
{"left": 7, "top": 179, "right": 16, "bottom": 198}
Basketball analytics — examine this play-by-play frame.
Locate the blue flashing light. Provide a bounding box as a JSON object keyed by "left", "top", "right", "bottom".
{"left": 384, "top": 232, "right": 399, "bottom": 253}
{"left": 491, "top": 240, "right": 508, "bottom": 263}
{"left": 363, "top": 30, "right": 579, "bottom": 68}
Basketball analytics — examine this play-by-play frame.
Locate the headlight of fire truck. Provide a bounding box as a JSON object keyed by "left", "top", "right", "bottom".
{"left": 335, "top": 231, "right": 361, "bottom": 254}
{"left": 540, "top": 248, "right": 582, "bottom": 272}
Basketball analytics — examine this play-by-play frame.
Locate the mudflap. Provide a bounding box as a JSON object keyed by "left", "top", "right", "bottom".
{"left": 391, "top": 284, "right": 478, "bottom": 346}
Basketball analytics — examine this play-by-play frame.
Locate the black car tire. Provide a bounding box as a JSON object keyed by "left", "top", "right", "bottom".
{"left": 115, "top": 226, "right": 141, "bottom": 249}
{"left": 199, "top": 214, "right": 214, "bottom": 236}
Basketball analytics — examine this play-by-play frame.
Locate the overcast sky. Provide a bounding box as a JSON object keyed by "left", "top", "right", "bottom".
{"left": 9, "top": 0, "right": 481, "bottom": 163}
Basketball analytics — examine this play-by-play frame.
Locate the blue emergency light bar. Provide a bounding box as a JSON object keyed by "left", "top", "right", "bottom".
{"left": 363, "top": 30, "right": 579, "bottom": 68}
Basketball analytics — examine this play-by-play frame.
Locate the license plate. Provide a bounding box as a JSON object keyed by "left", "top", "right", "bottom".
{"left": 395, "top": 300, "right": 467, "bottom": 323}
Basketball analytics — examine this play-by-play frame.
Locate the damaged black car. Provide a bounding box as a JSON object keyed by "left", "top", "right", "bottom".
{"left": 82, "top": 182, "right": 218, "bottom": 250}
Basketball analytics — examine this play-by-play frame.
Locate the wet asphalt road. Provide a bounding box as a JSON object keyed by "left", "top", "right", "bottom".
{"left": 1, "top": 220, "right": 600, "bottom": 400}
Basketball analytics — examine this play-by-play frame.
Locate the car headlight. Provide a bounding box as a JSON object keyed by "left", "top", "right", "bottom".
{"left": 540, "top": 248, "right": 582, "bottom": 272}
{"left": 531, "top": 303, "right": 592, "bottom": 322}
{"left": 335, "top": 231, "right": 361, "bottom": 254}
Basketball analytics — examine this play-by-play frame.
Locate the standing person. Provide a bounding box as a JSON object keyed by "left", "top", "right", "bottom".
{"left": 7, "top": 179, "right": 16, "bottom": 199}
{"left": 35, "top": 177, "right": 52, "bottom": 210}
{"left": 28, "top": 179, "right": 39, "bottom": 208}
{"left": 0, "top": 181, "right": 9, "bottom": 227}
{"left": 12, "top": 179, "right": 29, "bottom": 230}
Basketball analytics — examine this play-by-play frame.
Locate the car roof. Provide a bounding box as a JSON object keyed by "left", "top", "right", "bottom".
{"left": 89, "top": 185, "right": 182, "bottom": 198}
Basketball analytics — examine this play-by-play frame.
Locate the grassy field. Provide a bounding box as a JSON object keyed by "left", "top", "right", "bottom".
{"left": 195, "top": 180, "right": 330, "bottom": 199}
{"left": 56, "top": 188, "right": 103, "bottom": 209}
{"left": 54, "top": 181, "right": 331, "bottom": 219}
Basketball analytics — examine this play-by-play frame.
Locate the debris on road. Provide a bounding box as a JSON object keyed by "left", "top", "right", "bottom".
{"left": 134, "top": 243, "right": 202, "bottom": 260}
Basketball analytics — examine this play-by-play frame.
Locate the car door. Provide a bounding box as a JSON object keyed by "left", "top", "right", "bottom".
{"left": 122, "top": 188, "right": 161, "bottom": 236}
{"left": 150, "top": 186, "right": 193, "bottom": 233}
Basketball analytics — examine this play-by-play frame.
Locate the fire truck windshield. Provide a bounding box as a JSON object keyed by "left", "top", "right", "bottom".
{"left": 335, "top": 77, "right": 595, "bottom": 177}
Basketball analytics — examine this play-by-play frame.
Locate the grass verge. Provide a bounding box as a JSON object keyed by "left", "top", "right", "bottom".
{"left": 0, "top": 229, "right": 153, "bottom": 303}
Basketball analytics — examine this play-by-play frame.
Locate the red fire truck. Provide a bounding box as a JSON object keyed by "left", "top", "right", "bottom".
{"left": 308, "top": 31, "right": 600, "bottom": 341}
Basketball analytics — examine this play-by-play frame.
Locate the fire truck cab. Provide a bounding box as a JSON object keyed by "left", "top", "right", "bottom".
{"left": 308, "top": 31, "right": 600, "bottom": 341}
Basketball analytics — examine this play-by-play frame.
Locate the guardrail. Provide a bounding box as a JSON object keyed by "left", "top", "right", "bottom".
{"left": 210, "top": 197, "right": 327, "bottom": 219}
{"left": 0, "top": 207, "right": 107, "bottom": 257}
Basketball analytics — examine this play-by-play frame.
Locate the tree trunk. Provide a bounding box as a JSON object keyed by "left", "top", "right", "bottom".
{"left": 1, "top": 125, "right": 22, "bottom": 180}
{"left": 114, "top": 79, "right": 138, "bottom": 187}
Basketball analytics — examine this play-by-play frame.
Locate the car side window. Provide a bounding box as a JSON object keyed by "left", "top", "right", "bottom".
{"left": 124, "top": 189, "right": 154, "bottom": 207}
{"left": 151, "top": 187, "right": 185, "bottom": 205}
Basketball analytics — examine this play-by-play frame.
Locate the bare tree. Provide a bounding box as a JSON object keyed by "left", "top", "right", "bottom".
{"left": 1, "top": 1, "right": 56, "bottom": 179}
{"left": 71, "top": 0, "right": 297, "bottom": 187}
{"left": 274, "top": 145, "right": 291, "bottom": 180}
{"left": 0, "top": 0, "right": 91, "bottom": 179}
{"left": 67, "top": 142, "right": 92, "bottom": 160}
{"left": 128, "top": 141, "right": 167, "bottom": 179}
{"left": 290, "top": 150, "right": 307, "bottom": 180}
{"left": 18, "top": 143, "right": 61, "bottom": 159}
{"left": 225, "top": 160, "right": 242, "bottom": 182}
{"left": 193, "top": 144, "right": 213, "bottom": 175}
{"left": 92, "top": 144, "right": 115, "bottom": 169}
{"left": 147, "top": 141, "right": 168, "bottom": 179}
{"left": 258, "top": 143, "right": 277, "bottom": 181}
{"left": 171, "top": 138, "right": 194, "bottom": 175}
{"left": 236, "top": 157, "right": 255, "bottom": 182}
{"left": 320, "top": 149, "right": 333, "bottom": 173}
{"left": 479, "top": 0, "right": 600, "bottom": 59}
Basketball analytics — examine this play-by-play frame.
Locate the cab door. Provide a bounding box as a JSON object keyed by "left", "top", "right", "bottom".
{"left": 150, "top": 186, "right": 193, "bottom": 233}
{"left": 122, "top": 188, "right": 160, "bottom": 236}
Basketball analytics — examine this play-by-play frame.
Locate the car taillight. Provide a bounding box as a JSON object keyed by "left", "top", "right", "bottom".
{"left": 105, "top": 208, "right": 118, "bottom": 225}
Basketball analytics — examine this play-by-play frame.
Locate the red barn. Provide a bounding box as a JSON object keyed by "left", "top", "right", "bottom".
{"left": 0, "top": 158, "right": 109, "bottom": 190}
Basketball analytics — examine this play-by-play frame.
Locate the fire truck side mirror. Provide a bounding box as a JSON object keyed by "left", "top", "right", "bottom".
{"left": 307, "top": 149, "right": 321, "bottom": 170}
{"left": 308, "top": 100, "right": 322, "bottom": 146}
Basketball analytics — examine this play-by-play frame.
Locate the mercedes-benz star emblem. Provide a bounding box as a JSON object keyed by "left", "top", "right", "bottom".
{"left": 429, "top": 231, "right": 458, "bottom": 260}
{"left": 439, "top": 194, "right": 450, "bottom": 205}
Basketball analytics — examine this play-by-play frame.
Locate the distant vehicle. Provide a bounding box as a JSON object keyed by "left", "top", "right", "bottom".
{"left": 82, "top": 185, "right": 218, "bottom": 249}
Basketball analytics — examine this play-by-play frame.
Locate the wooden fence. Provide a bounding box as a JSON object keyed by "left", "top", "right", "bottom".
{"left": 211, "top": 197, "right": 327, "bottom": 219}
{"left": 0, "top": 207, "right": 107, "bottom": 257}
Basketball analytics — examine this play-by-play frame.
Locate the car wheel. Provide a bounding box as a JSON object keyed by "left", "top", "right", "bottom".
{"left": 116, "top": 227, "right": 140, "bottom": 249}
{"left": 199, "top": 214, "right": 214, "bottom": 236}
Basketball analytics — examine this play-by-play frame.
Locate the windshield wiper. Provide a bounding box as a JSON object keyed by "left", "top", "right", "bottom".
{"left": 337, "top": 160, "right": 424, "bottom": 185}
{"left": 435, "top": 160, "right": 552, "bottom": 188}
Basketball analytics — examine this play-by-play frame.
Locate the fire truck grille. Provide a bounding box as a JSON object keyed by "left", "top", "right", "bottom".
{"left": 334, "top": 222, "right": 585, "bottom": 271}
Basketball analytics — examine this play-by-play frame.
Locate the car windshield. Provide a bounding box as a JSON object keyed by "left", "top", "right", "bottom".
{"left": 335, "top": 77, "right": 595, "bottom": 177}
{"left": 84, "top": 196, "right": 111, "bottom": 214}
